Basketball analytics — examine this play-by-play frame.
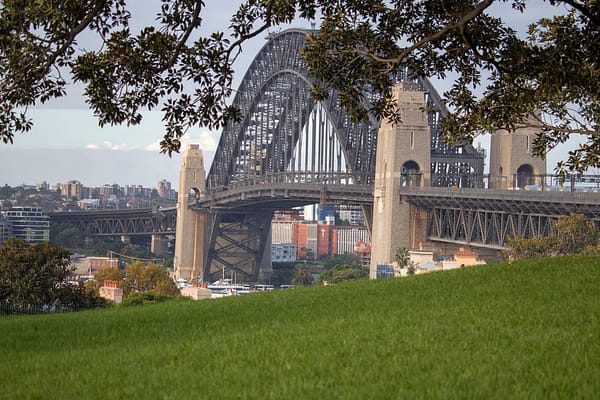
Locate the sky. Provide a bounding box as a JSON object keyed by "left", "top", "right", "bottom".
{"left": 0, "top": 0, "right": 588, "bottom": 188}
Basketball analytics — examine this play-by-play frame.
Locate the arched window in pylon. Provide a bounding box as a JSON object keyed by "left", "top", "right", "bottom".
{"left": 516, "top": 164, "right": 534, "bottom": 188}
{"left": 401, "top": 161, "right": 421, "bottom": 187}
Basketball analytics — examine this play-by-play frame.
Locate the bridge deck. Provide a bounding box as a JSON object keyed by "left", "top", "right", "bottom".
{"left": 399, "top": 187, "right": 600, "bottom": 219}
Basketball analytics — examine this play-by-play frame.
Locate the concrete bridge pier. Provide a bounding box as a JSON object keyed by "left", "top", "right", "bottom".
{"left": 151, "top": 235, "right": 169, "bottom": 256}
{"left": 84, "top": 236, "right": 94, "bottom": 247}
{"left": 370, "top": 83, "right": 431, "bottom": 278}
{"left": 174, "top": 144, "right": 209, "bottom": 284}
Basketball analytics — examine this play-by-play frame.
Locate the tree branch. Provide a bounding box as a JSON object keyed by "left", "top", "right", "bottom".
{"left": 346, "top": 0, "right": 496, "bottom": 66}
{"left": 34, "top": 0, "right": 109, "bottom": 79}
{"left": 160, "top": 0, "right": 204, "bottom": 72}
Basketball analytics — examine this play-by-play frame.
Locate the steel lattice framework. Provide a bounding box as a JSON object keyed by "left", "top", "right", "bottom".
{"left": 50, "top": 208, "right": 177, "bottom": 236}
{"left": 401, "top": 187, "right": 600, "bottom": 249}
{"left": 207, "top": 29, "right": 484, "bottom": 191}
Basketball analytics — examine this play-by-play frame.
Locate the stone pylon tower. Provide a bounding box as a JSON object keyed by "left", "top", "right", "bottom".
{"left": 369, "top": 83, "right": 430, "bottom": 278}
{"left": 174, "top": 144, "right": 208, "bottom": 283}
{"left": 489, "top": 121, "right": 546, "bottom": 189}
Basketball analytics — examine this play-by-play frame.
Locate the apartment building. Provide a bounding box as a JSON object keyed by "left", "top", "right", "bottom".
{"left": 2, "top": 206, "right": 50, "bottom": 243}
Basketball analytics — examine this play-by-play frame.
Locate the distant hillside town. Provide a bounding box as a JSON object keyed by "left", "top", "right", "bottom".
{"left": 0, "top": 179, "right": 177, "bottom": 213}
{"left": 0, "top": 179, "right": 177, "bottom": 248}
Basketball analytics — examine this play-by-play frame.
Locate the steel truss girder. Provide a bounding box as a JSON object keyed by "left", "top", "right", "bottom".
{"left": 428, "top": 207, "right": 557, "bottom": 249}
{"left": 49, "top": 209, "right": 177, "bottom": 236}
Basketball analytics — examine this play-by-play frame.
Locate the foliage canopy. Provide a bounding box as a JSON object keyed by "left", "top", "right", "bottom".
{"left": 124, "top": 260, "right": 180, "bottom": 297}
{"left": 317, "top": 264, "right": 368, "bottom": 284}
{"left": 0, "top": 238, "right": 106, "bottom": 309}
{"left": 292, "top": 264, "right": 313, "bottom": 286}
{"left": 0, "top": 1, "right": 598, "bottom": 171}
{"left": 506, "top": 213, "right": 599, "bottom": 260}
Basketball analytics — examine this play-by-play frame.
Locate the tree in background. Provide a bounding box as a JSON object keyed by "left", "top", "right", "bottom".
{"left": 270, "top": 262, "right": 298, "bottom": 286}
{"left": 394, "top": 247, "right": 417, "bottom": 276}
{"left": 0, "top": 2, "right": 597, "bottom": 172}
{"left": 506, "top": 214, "right": 599, "bottom": 260}
{"left": 0, "top": 238, "right": 106, "bottom": 309}
{"left": 322, "top": 253, "right": 361, "bottom": 270}
{"left": 395, "top": 247, "right": 410, "bottom": 269}
{"left": 553, "top": 214, "right": 598, "bottom": 255}
{"left": 292, "top": 264, "right": 314, "bottom": 286}
{"left": 124, "top": 261, "right": 179, "bottom": 297}
{"left": 86, "top": 267, "right": 127, "bottom": 296}
{"left": 50, "top": 222, "right": 83, "bottom": 249}
{"left": 317, "top": 265, "right": 368, "bottom": 285}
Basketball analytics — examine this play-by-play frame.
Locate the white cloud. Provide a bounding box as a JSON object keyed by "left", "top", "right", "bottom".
{"left": 145, "top": 140, "right": 162, "bottom": 152}
{"left": 182, "top": 130, "right": 219, "bottom": 151}
{"left": 85, "top": 141, "right": 138, "bottom": 151}
{"left": 145, "top": 129, "right": 220, "bottom": 153}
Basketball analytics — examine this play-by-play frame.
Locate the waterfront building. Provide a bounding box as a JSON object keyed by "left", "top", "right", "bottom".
{"left": 77, "top": 198, "right": 100, "bottom": 209}
{"left": 354, "top": 240, "right": 372, "bottom": 268}
{"left": 3, "top": 206, "right": 49, "bottom": 243}
{"left": 293, "top": 222, "right": 336, "bottom": 260}
{"left": 273, "top": 219, "right": 370, "bottom": 261}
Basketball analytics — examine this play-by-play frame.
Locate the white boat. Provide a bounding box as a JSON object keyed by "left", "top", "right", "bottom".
{"left": 208, "top": 279, "right": 252, "bottom": 296}
{"left": 253, "top": 284, "right": 275, "bottom": 292}
{"left": 176, "top": 277, "right": 192, "bottom": 289}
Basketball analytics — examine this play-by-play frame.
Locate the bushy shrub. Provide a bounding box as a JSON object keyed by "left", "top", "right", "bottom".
{"left": 121, "top": 291, "right": 172, "bottom": 307}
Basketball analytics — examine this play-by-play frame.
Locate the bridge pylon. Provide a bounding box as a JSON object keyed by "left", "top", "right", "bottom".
{"left": 370, "top": 83, "right": 431, "bottom": 278}
{"left": 174, "top": 144, "right": 209, "bottom": 283}
{"left": 489, "top": 118, "right": 546, "bottom": 189}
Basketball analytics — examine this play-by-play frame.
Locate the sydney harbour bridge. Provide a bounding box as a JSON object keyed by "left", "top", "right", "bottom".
{"left": 51, "top": 29, "right": 600, "bottom": 284}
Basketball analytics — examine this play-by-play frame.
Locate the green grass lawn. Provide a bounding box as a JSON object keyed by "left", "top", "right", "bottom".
{"left": 1, "top": 255, "right": 599, "bottom": 399}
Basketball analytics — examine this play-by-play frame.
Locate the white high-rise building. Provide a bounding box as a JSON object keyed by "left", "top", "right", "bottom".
{"left": 271, "top": 221, "right": 294, "bottom": 244}
{"left": 3, "top": 207, "right": 49, "bottom": 243}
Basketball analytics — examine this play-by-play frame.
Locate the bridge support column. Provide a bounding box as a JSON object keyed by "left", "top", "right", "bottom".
{"left": 151, "top": 235, "right": 169, "bottom": 256}
{"left": 370, "top": 83, "right": 431, "bottom": 278}
{"left": 259, "top": 222, "right": 273, "bottom": 283}
{"left": 174, "top": 144, "right": 208, "bottom": 284}
{"left": 84, "top": 236, "right": 94, "bottom": 247}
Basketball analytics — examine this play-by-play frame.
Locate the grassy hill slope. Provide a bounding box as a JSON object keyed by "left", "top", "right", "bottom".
{"left": 1, "top": 256, "right": 599, "bottom": 399}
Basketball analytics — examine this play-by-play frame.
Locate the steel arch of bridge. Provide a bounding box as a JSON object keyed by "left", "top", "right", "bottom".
{"left": 200, "top": 29, "right": 484, "bottom": 282}
{"left": 207, "top": 29, "right": 483, "bottom": 191}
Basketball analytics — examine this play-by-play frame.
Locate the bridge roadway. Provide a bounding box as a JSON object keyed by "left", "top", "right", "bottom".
{"left": 400, "top": 186, "right": 600, "bottom": 218}
{"left": 194, "top": 172, "right": 374, "bottom": 211}
{"left": 49, "top": 182, "right": 599, "bottom": 249}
